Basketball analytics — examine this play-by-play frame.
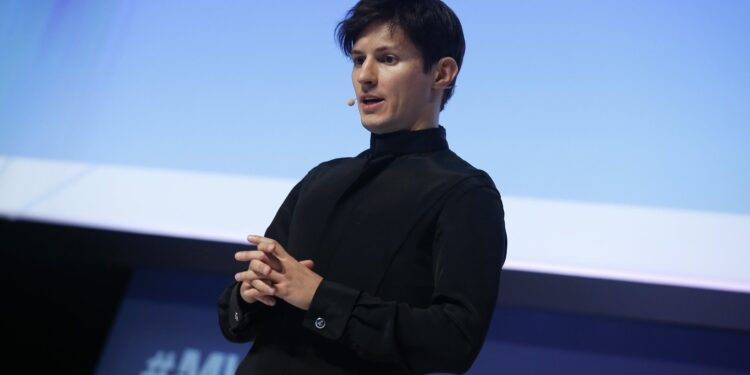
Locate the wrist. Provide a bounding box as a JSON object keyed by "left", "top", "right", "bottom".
{"left": 301, "top": 275, "right": 324, "bottom": 311}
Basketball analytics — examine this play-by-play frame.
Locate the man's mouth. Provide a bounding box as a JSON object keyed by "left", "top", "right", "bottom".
{"left": 361, "top": 96, "right": 384, "bottom": 105}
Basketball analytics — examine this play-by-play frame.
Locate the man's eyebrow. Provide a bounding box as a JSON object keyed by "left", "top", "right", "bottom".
{"left": 351, "top": 46, "right": 400, "bottom": 55}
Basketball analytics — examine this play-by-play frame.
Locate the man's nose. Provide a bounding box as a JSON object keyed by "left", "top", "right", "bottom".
{"left": 357, "top": 60, "right": 377, "bottom": 87}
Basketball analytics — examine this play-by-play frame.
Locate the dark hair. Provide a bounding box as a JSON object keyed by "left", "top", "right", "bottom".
{"left": 336, "top": 0, "right": 465, "bottom": 111}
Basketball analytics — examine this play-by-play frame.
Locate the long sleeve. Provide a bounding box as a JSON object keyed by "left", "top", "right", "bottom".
{"left": 302, "top": 182, "right": 507, "bottom": 374}
{"left": 218, "top": 167, "right": 315, "bottom": 343}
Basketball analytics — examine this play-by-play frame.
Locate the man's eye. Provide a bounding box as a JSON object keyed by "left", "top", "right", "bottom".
{"left": 353, "top": 57, "right": 365, "bottom": 65}
{"left": 383, "top": 55, "right": 397, "bottom": 64}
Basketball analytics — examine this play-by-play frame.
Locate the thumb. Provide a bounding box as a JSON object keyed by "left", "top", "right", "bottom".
{"left": 300, "top": 259, "right": 315, "bottom": 269}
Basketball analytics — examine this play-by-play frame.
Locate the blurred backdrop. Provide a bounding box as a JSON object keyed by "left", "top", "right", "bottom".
{"left": 1, "top": 0, "right": 749, "bottom": 374}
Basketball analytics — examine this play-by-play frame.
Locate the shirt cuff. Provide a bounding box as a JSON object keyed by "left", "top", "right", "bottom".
{"left": 303, "top": 279, "right": 361, "bottom": 340}
{"left": 222, "top": 282, "right": 266, "bottom": 332}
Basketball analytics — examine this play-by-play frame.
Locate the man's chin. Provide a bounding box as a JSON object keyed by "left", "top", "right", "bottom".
{"left": 361, "top": 120, "right": 399, "bottom": 135}
{"left": 361, "top": 121, "right": 386, "bottom": 134}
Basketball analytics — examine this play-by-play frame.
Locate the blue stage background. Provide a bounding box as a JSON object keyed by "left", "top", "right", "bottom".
{"left": 1, "top": 0, "right": 749, "bottom": 214}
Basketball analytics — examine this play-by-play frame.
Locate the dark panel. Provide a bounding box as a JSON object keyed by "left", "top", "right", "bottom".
{"left": 1, "top": 220, "right": 132, "bottom": 374}
{"left": 2, "top": 217, "right": 749, "bottom": 374}
{"left": 499, "top": 267, "right": 750, "bottom": 332}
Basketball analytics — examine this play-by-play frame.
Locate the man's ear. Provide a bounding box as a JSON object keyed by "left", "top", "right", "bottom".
{"left": 432, "top": 57, "right": 459, "bottom": 91}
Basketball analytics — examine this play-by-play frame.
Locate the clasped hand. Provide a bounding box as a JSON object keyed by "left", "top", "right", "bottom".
{"left": 234, "top": 235, "right": 323, "bottom": 311}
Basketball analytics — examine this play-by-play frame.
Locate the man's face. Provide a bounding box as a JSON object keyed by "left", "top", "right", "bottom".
{"left": 351, "top": 22, "right": 437, "bottom": 134}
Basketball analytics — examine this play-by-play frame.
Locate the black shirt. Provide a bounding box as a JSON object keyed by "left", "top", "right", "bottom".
{"left": 219, "top": 126, "right": 507, "bottom": 374}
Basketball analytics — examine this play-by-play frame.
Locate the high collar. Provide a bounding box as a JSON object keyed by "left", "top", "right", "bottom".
{"left": 368, "top": 125, "right": 449, "bottom": 158}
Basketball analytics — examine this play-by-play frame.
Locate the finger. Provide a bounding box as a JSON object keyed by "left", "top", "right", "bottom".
{"left": 250, "top": 258, "right": 273, "bottom": 277}
{"left": 235, "top": 269, "right": 267, "bottom": 283}
{"left": 264, "top": 267, "right": 285, "bottom": 284}
{"left": 244, "top": 288, "right": 276, "bottom": 306}
{"left": 251, "top": 279, "right": 276, "bottom": 295}
{"left": 257, "top": 240, "right": 291, "bottom": 261}
{"left": 239, "top": 283, "right": 257, "bottom": 304}
{"left": 300, "top": 259, "right": 315, "bottom": 269}
{"left": 235, "top": 250, "right": 271, "bottom": 262}
{"left": 256, "top": 294, "right": 277, "bottom": 306}
{"left": 248, "top": 235, "right": 281, "bottom": 253}
{"left": 236, "top": 270, "right": 277, "bottom": 286}
{"left": 240, "top": 281, "right": 253, "bottom": 292}
{"left": 235, "top": 250, "right": 283, "bottom": 271}
{"left": 254, "top": 252, "right": 282, "bottom": 271}
{"left": 247, "top": 234, "right": 264, "bottom": 245}
{"left": 247, "top": 235, "right": 291, "bottom": 261}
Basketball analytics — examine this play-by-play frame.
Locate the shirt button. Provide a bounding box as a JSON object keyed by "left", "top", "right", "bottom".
{"left": 314, "top": 317, "right": 326, "bottom": 329}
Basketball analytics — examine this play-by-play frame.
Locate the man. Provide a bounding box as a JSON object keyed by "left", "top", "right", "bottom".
{"left": 218, "top": 1, "right": 507, "bottom": 373}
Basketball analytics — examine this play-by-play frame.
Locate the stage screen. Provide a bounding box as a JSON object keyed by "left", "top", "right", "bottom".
{"left": 1, "top": 0, "right": 749, "bottom": 293}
